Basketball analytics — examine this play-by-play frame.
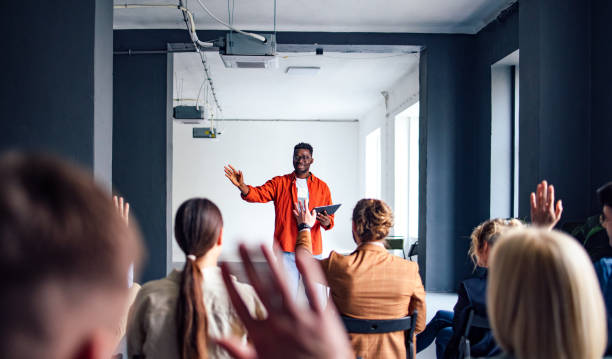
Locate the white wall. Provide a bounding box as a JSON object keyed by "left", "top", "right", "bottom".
{"left": 172, "top": 120, "right": 360, "bottom": 262}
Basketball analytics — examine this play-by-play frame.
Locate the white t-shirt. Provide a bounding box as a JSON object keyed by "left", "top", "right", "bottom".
{"left": 296, "top": 178, "right": 309, "bottom": 204}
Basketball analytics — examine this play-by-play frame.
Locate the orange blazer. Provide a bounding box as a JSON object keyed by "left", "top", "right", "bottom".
{"left": 241, "top": 172, "right": 334, "bottom": 255}
{"left": 297, "top": 231, "right": 426, "bottom": 359}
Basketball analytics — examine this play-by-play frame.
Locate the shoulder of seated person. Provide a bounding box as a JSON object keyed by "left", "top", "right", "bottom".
{"left": 132, "top": 282, "right": 180, "bottom": 313}
{"left": 140, "top": 275, "right": 178, "bottom": 291}
{"left": 135, "top": 277, "right": 181, "bottom": 304}
{"left": 388, "top": 254, "right": 420, "bottom": 272}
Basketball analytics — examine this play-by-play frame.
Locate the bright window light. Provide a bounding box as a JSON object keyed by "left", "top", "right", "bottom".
{"left": 394, "top": 102, "right": 419, "bottom": 239}
{"left": 365, "top": 128, "right": 381, "bottom": 199}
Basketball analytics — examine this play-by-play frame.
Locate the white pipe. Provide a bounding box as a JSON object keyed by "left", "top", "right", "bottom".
{"left": 194, "top": 0, "right": 267, "bottom": 43}
{"left": 113, "top": 4, "right": 213, "bottom": 47}
{"left": 115, "top": 3, "right": 222, "bottom": 111}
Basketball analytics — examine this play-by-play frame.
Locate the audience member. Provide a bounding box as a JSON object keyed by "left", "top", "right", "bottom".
{"left": 487, "top": 227, "right": 607, "bottom": 359}
{"left": 0, "top": 153, "right": 141, "bottom": 359}
{"left": 127, "top": 198, "right": 265, "bottom": 359}
{"left": 416, "top": 218, "right": 523, "bottom": 358}
{"left": 417, "top": 180, "right": 556, "bottom": 358}
{"left": 294, "top": 198, "right": 425, "bottom": 359}
{"left": 528, "top": 180, "right": 612, "bottom": 355}
{"left": 594, "top": 182, "right": 612, "bottom": 355}
{"left": 216, "top": 243, "right": 354, "bottom": 359}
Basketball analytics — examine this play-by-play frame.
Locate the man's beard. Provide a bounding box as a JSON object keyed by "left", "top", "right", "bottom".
{"left": 294, "top": 166, "right": 309, "bottom": 175}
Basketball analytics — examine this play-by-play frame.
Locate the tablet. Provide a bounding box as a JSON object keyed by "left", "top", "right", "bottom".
{"left": 314, "top": 204, "right": 341, "bottom": 215}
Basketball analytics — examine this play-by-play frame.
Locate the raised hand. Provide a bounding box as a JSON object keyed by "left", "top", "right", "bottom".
{"left": 530, "top": 180, "right": 563, "bottom": 230}
{"left": 216, "top": 244, "right": 353, "bottom": 359}
{"left": 113, "top": 195, "right": 130, "bottom": 225}
{"left": 224, "top": 164, "right": 249, "bottom": 195}
{"left": 293, "top": 199, "right": 316, "bottom": 228}
{"left": 224, "top": 164, "right": 244, "bottom": 187}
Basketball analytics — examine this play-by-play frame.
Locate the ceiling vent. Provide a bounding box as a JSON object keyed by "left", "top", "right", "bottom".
{"left": 220, "top": 33, "right": 278, "bottom": 69}
{"left": 221, "top": 55, "right": 279, "bottom": 69}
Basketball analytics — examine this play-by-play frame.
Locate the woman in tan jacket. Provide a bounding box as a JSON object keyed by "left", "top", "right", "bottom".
{"left": 127, "top": 198, "right": 265, "bottom": 359}
{"left": 295, "top": 198, "right": 426, "bottom": 359}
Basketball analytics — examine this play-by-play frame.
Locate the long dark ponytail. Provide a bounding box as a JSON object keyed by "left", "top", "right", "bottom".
{"left": 174, "top": 198, "right": 223, "bottom": 359}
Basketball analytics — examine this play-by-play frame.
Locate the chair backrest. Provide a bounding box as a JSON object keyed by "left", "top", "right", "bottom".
{"left": 459, "top": 308, "right": 491, "bottom": 359}
{"left": 408, "top": 241, "right": 419, "bottom": 258}
{"left": 386, "top": 237, "right": 405, "bottom": 250}
{"left": 341, "top": 311, "right": 418, "bottom": 359}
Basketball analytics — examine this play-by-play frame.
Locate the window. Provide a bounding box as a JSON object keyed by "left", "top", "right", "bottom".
{"left": 365, "top": 128, "right": 381, "bottom": 198}
{"left": 490, "top": 50, "right": 519, "bottom": 218}
{"left": 394, "top": 102, "right": 419, "bottom": 239}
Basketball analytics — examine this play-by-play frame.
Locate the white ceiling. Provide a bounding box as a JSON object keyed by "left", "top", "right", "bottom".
{"left": 173, "top": 51, "right": 419, "bottom": 120}
{"left": 114, "top": 0, "right": 516, "bottom": 34}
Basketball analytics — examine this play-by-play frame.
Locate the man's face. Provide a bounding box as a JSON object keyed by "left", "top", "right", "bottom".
{"left": 603, "top": 205, "right": 612, "bottom": 246}
{"left": 293, "top": 149, "right": 313, "bottom": 175}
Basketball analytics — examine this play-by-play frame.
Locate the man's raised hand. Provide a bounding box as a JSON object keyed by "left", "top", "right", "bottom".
{"left": 224, "top": 164, "right": 244, "bottom": 187}
{"left": 224, "top": 164, "right": 250, "bottom": 195}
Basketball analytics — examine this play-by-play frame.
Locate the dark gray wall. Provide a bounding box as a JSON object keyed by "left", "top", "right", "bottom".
{"left": 433, "top": 9, "right": 520, "bottom": 290}
{"left": 0, "top": 0, "right": 113, "bottom": 180}
{"left": 518, "top": 0, "right": 592, "bottom": 222}
{"left": 113, "top": 53, "right": 172, "bottom": 282}
{"left": 419, "top": 36, "right": 484, "bottom": 290}
{"left": 591, "top": 0, "right": 612, "bottom": 212}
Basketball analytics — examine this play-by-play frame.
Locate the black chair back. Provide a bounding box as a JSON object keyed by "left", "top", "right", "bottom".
{"left": 408, "top": 241, "right": 419, "bottom": 260}
{"left": 458, "top": 308, "right": 490, "bottom": 359}
{"left": 341, "top": 311, "right": 418, "bottom": 359}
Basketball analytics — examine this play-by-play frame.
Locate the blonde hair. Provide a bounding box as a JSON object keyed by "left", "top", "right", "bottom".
{"left": 468, "top": 218, "right": 523, "bottom": 266}
{"left": 352, "top": 198, "right": 393, "bottom": 243}
{"left": 487, "top": 228, "right": 607, "bottom": 359}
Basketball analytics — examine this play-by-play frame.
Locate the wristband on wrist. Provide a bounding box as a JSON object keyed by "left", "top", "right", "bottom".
{"left": 297, "top": 223, "right": 312, "bottom": 231}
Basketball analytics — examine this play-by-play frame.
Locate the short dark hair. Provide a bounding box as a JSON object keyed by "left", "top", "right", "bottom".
{"left": 294, "top": 142, "right": 313, "bottom": 156}
{"left": 0, "top": 153, "right": 141, "bottom": 357}
{"left": 598, "top": 182, "right": 612, "bottom": 207}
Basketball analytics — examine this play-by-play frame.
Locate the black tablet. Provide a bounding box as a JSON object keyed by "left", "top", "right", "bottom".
{"left": 313, "top": 204, "right": 341, "bottom": 215}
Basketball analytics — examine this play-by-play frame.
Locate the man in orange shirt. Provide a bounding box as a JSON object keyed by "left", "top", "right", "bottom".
{"left": 224, "top": 142, "right": 334, "bottom": 296}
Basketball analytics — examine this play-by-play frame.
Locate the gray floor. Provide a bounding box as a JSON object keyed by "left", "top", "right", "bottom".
{"left": 417, "top": 292, "right": 458, "bottom": 359}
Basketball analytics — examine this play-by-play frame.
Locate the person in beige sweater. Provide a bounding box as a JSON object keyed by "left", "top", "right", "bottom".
{"left": 127, "top": 198, "right": 265, "bottom": 359}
